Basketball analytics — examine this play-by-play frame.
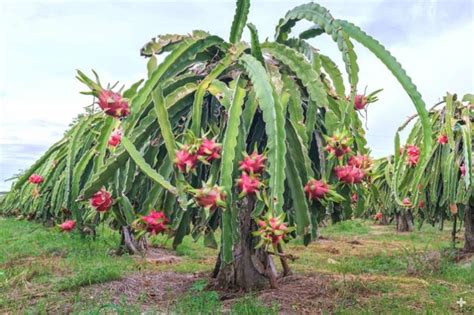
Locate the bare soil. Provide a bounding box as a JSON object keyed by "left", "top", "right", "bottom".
{"left": 81, "top": 271, "right": 203, "bottom": 311}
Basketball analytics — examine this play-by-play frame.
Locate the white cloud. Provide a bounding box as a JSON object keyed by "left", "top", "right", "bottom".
{"left": 362, "top": 19, "right": 474, "bottom": 156}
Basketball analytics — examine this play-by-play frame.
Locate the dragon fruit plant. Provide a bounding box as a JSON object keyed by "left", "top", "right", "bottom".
{"left": 368, "top": 94, "right": 472, "bottom": 249}
{"left": 0, "top": 0, "right": 434, "bottom": 290}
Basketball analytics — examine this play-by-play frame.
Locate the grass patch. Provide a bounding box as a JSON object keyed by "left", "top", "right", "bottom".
{"left": 0, "top": 219, "right": 135, "bottom": 312}
{"left": 230, "top": 295, "right": 279, "bottom": 314}
{"left": 322, "top": 219, "right": 370, "bottom": 237}
{"left": 1, "top": 217, "right": 472, "bottom": 314}
{"left": 172, "top": 280, "right": 222, "bottom": 315}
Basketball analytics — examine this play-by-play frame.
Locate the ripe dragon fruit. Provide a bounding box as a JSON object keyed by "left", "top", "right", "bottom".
{"left": 175, "top": 145, "right": 198, "bottom": 173}
{"left": 197, "top": 137, "right": 221, "bottom": 162}
{"left": 142, "top": 210, "right": 169, "bottom": 235}
{"left": 351, "top": 193, "right": 358, "bottom": 203}
{"left": 375, "top": 212, "right": 383, "bottom": 220}
{"left": 348, "top": 154, "right": 372, "bottom": 170}
{"left": 239, "top": 151, "right": 266, "bottom": 174}
{"left": 354, "top": 94, "right": 368, "bottom": 110}
{"left": 402, "top": 197, "right": 412, "bottom": 207}
{"left": 304, "top": 179, "right": 330, "bottom": 200}
{"left": 90, "top": 188, "right": 113, "bottom": 212}
{"left": 236, "top": 172, "right": 262, "bottom": 196}
{"left": 108, "top": 129, "right": 122, "bottom": 147}
{"left": 405, "top": 145, "right": 420, "bottom": 167}
{"left": 460, "top": 163, "right": 466, "bottom": 177}
{"left": 437, "top": 134, "right": 448, "bottom": 145}
{"left": 334, "top": 165, "right": 365, "bottom": 184}
{"left": 325, "top": 131, "right": 352, "bottom": 159}
{"left": 59, "top": 220, "right": 76, "bottom": 232}
{"left": 98, "top": 90, "right": 130, "bottom": 118}
{"left": 193, "top": 185, "right": 226, "bottom": 211}
{"left": 254, "top": 214, "right": 292, "bottom": 247}
{"left": 418, "top": 200, "right": 425, "bottom": 208}
{"left": 28, "top": 174, "right": 44, "bottom": 184}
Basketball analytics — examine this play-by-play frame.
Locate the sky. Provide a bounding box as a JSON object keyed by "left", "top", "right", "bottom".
{"left": 0, "top": 0, "right": 473, "bottom": 191}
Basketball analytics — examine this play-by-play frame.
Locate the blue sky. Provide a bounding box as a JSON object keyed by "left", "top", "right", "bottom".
{"left": 0, "top": 0, "right": 473, "bottom": 191}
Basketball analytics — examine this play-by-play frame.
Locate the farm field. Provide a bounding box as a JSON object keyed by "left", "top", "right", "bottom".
{"left": 1, "top": 0, "right": 472, "bottom": 314}
{"left": 1, "top": 217, "right": 472, "bottom": 314}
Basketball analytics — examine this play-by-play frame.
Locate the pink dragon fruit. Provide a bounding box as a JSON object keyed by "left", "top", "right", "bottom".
{"left": 239, "top": 151, "right": 266, "bottom": 174}
{"left": 402, "top": 197, "right": 412, "bottom": 207}
{"left": 254, "top": 214, "right": 291, "bottom": 246}
{"left": 108, "top": 129, "right": 122, "bottom": 147}
{"left": 59, "top": 220, "right": 76, "bottom": 232}
{"left": 175, "top": 145, "right": 198, "bottom": 173}
{"left": 334, "top": 165, "right": 365, "bottom": 184}
{"left": 98, "top": 90, "right": 130, "bottom": 118}
{"left": 236, "top": 172, "right": 262, "bottom": 196}
{"left": 325, "top": 131, "right": 352, "bottom": 159}
{"left": 28, "top": 174, "right": 44, "bottom": 184}
{"left": 460, "top": 163, "right": 466, "bottom": 177}
{"left": 197, "top": 137, "right": 221, "bottom": 162}
{"left": 348, "top": 154, "right": 372, "bottom": 170}
{"left": 90, "top": 188, "right": 113, "bottom": 212}
{"left": 405, "top": 145, "right": 420, "bottom": 167}
{"left": 194, "top": 185, "right": 226, "bottom": 211}
{"left": 354, "top": 94, "right": 368, "bottom": 110}
{"left": 142, "top": 210, "right": 169, "bottom": 235}
{"left": 437, "top": 134, "right": 448, "bottom": 145}
{"left": 351, "top": 193, "right": 358, "bottom": 203}
{"left": 304, "top": 179, "right": 330, "bottom": 200}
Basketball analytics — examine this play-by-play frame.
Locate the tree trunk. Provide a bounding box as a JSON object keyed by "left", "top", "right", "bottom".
{"left": 212, "top": 196, "right": 278, "bottom": 291}
{"left": 379, "top": 214, "right": 389, "bottom": 225}
{"left": 396, "top": 211, "right": 414, "bottom": 232}
{"left": 117, "top": 226, "right": 148, "bottom": 255}
{"left": 464, "top": 199, "right": 474, "bottom": 252}
{"left": 331, "top": 205, "right": 342, "bottom": 224}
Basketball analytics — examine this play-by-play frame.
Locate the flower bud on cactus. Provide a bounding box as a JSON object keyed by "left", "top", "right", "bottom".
{"left": 437, "top": 134, "right": 448, "bottom": 145}
{"left": 28, "top": 174, "right": 44, "bottom": 184}
{"left": 197, "top": 137, "right": 221, "bottom": 162}
{"left": 193, "top": 185, "right": 226, "bottom": 211}
{"left": 236, "top": 172, "right": 262, "bottom": 196}
{"left": 108, "top": 129, "right": 122, "bottom": 147}
{"left": 98, "top": 90, "right": 130, "bottom": 118}
{"left": 59, "top": 220, "right": 76, "bottom": 232}
{"left": 90, "top": 188, "right": 113, "bottom": 212}
{"left": 141, "top": 210, "right": 169, "bottom": 235}
{"left": 334, "top": 165, "right": 365, "bottom": 184}
{"left": 239, "top": 151, "right": 266, "bottom": 174}
{"left": 175, "top": 145, "right": 198, "bottom": 173}
{"left": 304, "top": 179, "right": 330, "bottom": 200}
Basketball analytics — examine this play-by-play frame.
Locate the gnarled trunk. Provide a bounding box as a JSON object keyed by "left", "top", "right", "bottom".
{"left": 396, "top": 210, "right": 414, "bottom": 232}
{"left": 464, "top": 199, "right": 474, "bottom": 252}
{"left": 212, "top": 196, "right": 279, "bottom": 291}
{"left": 117, "top": 226, "right": 148, "bottom": 255}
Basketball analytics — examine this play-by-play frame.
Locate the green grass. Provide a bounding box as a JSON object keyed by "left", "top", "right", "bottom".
{"left": 0, "top": 217, "right": 472, "bottom": 314}
{"left": 322, "top": 219, "right": 371, "bottom": 236}
{"left": 0, "top": 218, "right": 136, "bottom": 312}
